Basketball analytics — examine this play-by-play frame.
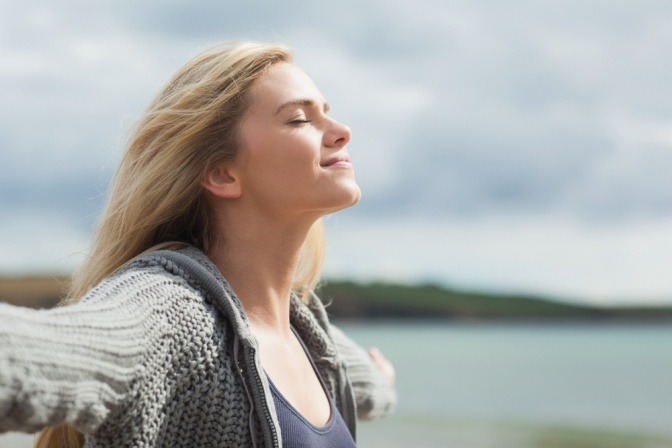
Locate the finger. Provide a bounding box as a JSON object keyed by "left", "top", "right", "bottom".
{"left": 368, "top": 347, "right": 396, "bottom": 384}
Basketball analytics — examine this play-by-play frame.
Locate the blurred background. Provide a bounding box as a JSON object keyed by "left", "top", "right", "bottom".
{"left": 1, "top": 1, "right": 671, "bottom": 447}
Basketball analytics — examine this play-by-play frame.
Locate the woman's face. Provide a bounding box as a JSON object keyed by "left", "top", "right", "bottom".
{"left": 234, "top": 62, "right": 360, "bottom": 220}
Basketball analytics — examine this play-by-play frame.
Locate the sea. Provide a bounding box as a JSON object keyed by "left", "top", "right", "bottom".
{"left": 2, "top": 321, "right": 671, "bottom": 448}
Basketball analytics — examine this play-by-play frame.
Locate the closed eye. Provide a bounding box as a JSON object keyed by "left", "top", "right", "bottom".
{"left": 289, "top": 119, "right": 312, "bottom": 125}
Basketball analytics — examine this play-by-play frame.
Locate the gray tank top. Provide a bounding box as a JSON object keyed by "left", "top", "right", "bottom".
{"left": 268, "top": 328, "right": 357, "bottom": 448}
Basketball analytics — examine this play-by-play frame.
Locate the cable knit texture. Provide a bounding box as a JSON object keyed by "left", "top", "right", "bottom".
{"left": 0, "top": 246, "right": 396, "bottom": 447}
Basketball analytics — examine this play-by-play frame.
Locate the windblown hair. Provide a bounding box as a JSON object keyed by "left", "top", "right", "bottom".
{"left": 35, "top": 42, "right": 325, "bottom": 448}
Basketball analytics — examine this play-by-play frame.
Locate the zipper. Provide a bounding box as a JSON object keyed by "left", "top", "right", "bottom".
{"left": 247, "top": 348, "right": 280, "bottom": 448}
{"left": 234, "top": 338, "right": 259, "bottom": 448}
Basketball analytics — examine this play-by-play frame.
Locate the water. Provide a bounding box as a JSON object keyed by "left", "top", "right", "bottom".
{"left": 2, "top": 322, "right": 672, "bottom": 447}
{"left": 343, "top": 321, "right": 672, "bottom": 447}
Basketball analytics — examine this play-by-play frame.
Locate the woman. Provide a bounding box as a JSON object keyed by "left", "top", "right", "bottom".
{"left": 0, "top": 42, "right": 396, "bottom": 447}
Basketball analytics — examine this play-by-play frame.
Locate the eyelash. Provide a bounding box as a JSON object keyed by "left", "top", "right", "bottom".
{"left": 289, "top": 119, "right": 312, "bottom": 125}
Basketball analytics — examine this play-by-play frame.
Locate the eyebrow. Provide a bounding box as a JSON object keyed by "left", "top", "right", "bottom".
{"left": 275, "top": 98, "right": 330, "bottom": 115}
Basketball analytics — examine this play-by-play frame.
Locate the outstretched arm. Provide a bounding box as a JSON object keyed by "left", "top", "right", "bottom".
{"left": 0, "top": 265, "right": 183, "bottom": 435}
{"left": 330, "top": 325, "right": 397, "bottom": 421}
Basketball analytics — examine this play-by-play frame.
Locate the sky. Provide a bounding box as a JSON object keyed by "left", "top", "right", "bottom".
{"left": 1, "top": 1, "right": 672, "bottom": 305}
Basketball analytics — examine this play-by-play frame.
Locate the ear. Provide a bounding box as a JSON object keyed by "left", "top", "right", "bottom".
{"left": 201, "top": 163, "right": 242, "bottom": 199}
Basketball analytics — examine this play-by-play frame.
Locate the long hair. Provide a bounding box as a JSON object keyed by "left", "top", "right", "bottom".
{"left": 35, "top": 41, "right": 325, "bottom": 448}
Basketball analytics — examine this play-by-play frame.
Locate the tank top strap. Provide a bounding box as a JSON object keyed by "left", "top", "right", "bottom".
{"left": 266, "top": 327, "right": 357, "bottom": 448}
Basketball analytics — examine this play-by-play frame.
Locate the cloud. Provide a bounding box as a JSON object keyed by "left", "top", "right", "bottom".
{"left": 323, "top": 0, "right": 672, "bottom": 222}
{"left": 1, "top": 0, "right": 672, "bottom": 303}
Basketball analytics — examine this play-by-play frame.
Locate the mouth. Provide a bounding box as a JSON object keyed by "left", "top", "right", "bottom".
{"left": 321, "top": 154, "right": 351, "bottom": 167}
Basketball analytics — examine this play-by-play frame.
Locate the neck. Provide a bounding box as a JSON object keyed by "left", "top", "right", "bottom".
{"left": 208, "top": 210, "right": 315, "bottom": 335}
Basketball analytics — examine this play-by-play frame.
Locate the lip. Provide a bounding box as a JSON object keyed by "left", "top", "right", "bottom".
{"left": 321, "top": 154, "right": 352, "bottom": 167}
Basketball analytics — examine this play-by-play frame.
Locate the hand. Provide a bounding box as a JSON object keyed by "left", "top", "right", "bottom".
{"left": 368, "top": 347, "right": 396, "bottom": 385}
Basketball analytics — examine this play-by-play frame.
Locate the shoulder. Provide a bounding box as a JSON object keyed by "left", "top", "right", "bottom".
{"left": 77, "top": 257, "right": 209, "bottom": 318}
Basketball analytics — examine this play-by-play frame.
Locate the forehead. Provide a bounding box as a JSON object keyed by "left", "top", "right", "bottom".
{"left": 247, "top": 62, "right": 324, "bottom": 111}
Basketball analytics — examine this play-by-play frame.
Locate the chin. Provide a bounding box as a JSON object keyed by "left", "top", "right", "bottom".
{"left": 348, "top": 186, "right": 362, "bottom": 207}
{"left": 309, "top": 180, "right": 361, "bottom": 215}
{"left": 329, "top": 185, "right": 361, "bottom": 213}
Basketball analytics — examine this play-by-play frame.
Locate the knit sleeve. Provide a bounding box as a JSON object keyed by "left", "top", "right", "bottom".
{"left": 329, "top": 325, "right": 397, "bottom": 421}
{"left": 0, "top": 265, "right": 189, "bottom": 435}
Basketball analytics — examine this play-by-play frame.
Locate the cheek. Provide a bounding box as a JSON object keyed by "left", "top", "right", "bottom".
{"left": 245, "top": 139, "right": 318, "bottom": 193}
{"left": 266, "top": 137, "right": 319, "bottom": 176}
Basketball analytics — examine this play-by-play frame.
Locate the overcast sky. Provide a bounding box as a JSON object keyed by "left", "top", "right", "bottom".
{"left": 2, "top": 1, "right": 672, "bottom": 305}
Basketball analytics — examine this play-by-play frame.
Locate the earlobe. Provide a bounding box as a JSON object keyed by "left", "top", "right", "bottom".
{"left": 201, "top": 164, "right": 242, "bottom": 199}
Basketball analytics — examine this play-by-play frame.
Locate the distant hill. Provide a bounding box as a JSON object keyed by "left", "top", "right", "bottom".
{"left": 0, "top": 275, "right": 69, "bottom": 308}
{"left": 2, "top": 275, "right": 672, "bottom": 321}
{"left": 318, "top": 280, "right": 672, "bottom": 321}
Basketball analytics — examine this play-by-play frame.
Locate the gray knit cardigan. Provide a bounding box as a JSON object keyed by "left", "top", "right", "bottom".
{"left": 0, "top": 247, "right": 396, "bottom": 447}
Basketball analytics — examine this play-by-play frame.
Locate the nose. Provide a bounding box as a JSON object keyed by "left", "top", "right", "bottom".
{"left": 323, "top": 118, "right": 351, "bottom": 148}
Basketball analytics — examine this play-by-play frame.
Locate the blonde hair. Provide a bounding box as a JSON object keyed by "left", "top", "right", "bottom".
{"left": 35, "top": 42, "right": 325, "bottom": 448}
